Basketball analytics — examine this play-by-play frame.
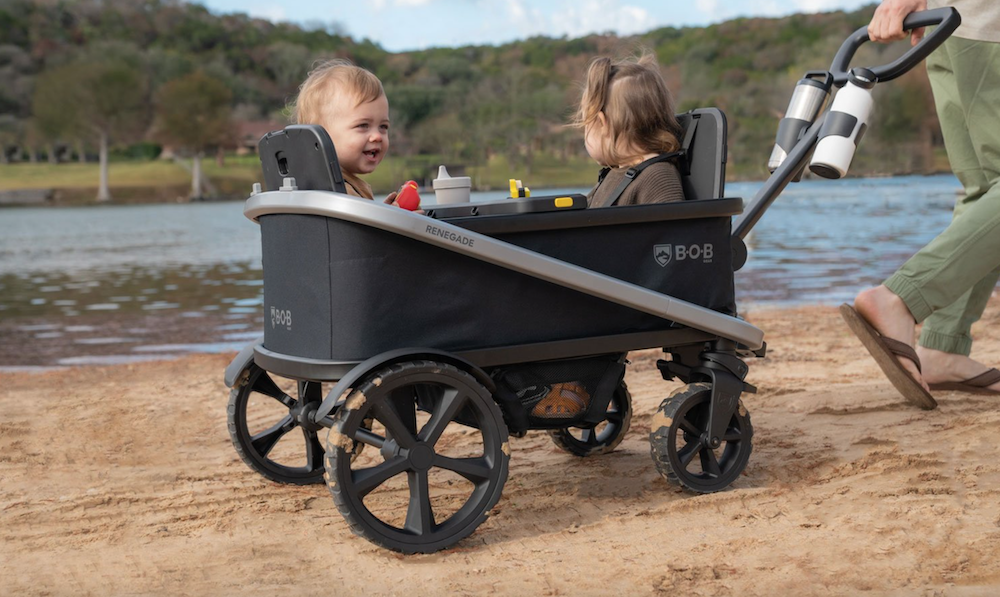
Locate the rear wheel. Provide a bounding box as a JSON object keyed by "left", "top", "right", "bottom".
{"left": 548, "top": 381, "right": 632, "bottom": 457}
{"left": 649, "top": 383, "right": 753, "bottom": 493}
{"left": 325, "top": 360, "right": 509, "bottom": 554}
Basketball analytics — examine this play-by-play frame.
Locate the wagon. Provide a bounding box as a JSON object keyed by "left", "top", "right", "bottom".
{"left": 223, "top": 8, "right": 958, "bottom": 554}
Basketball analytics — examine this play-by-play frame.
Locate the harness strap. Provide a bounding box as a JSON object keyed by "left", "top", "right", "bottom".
{"left": 677, "top": 115, "right": 699, "bottom": 176}
{"left": 594, "top": 149, "right": 686, "bottom": 208}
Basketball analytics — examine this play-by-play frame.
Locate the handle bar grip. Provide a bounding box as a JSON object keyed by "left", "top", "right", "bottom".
{"left": 829, "top": 7, "right": 961, "bottom": 86}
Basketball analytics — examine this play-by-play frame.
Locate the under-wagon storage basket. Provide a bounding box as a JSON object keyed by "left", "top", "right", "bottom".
{"left": 258, "top": 199, "right": 739, "bottom": 362}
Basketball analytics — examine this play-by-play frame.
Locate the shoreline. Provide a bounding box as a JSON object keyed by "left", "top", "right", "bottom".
{"left": 0, "top": 170, "right": 959, "bottom": 208}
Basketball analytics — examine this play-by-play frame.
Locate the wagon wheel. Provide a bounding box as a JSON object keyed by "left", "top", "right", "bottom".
{"left": 227, "top": 362, "right": 331, "bottom": 485}
{"left": 548, "top": 381, "right": 632, "bottom": 457}
{"left": 325, "top": 360, "right": 510, "bottom": 554}
{"left": 649, "top": 382, "right": 753, "bottom": 493}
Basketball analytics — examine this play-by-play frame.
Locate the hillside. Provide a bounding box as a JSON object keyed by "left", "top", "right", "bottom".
{"left": 0, "top": 1, "right": 944, "bottom": 183}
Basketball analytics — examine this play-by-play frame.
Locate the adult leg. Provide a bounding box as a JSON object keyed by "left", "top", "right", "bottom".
{"left": 901, "top": 38, "right": 1000, "bottom": 390}
{"left": 853, "top": 37, "right": 1000, "bottom": 395}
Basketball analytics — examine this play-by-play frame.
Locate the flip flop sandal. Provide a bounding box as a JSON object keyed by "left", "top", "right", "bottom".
{"left": 929, "top": 368, "right": 1000, "bottom": 395}
{"left": 840, "top": 303, "right": 938, "bottom": 410}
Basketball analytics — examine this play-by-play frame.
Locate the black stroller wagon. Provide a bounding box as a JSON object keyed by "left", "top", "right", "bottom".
{"left": 223, "top": 8, "right": 958, "bottom": 554}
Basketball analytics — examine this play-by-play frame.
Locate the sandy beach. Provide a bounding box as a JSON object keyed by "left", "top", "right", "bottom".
{"left": 2, "top": 302, "right": 1000, "bottom": 596}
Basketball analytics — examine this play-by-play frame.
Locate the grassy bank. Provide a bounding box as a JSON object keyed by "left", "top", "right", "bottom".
{"left": 0, "top": 154, "right": 599, "bottom": 203}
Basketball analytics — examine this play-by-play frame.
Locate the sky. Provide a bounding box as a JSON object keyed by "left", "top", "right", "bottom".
{"left": 198, "top": 0, "right": 876, "bottom": 53}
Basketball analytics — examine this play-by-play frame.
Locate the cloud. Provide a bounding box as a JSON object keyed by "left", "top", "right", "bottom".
{"left": 511, "top": 1, "right": 652, "bottom": 39}
{"left": 245, "top": 4, "right": 287, "bottom": 22}
{"left": 696, "top": 0, "right": 719, "bottom": 18}
{"left": 795, "top": 0, "right": 853, "bottom": 12}
{"left": 395, "top": 0, "right": 432, "bottom": 6}
{"left": 506, "top": 0, "right": 527, "bottom": 20}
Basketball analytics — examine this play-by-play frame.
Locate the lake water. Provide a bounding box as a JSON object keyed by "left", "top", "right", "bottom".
{"left": 0, "top": 174, "right": 964, "bottom": 369}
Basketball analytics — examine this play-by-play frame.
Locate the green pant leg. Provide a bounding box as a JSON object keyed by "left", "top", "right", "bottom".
{"left": 917, "top": 37, "right": 1000, "bottom": 354}
{"left": 884, "top": 37, "right": 1000, "bottom": 355}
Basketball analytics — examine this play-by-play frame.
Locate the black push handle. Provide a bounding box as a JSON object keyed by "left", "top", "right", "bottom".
{"left": 829, "top": 7, "right": 960, "bottom": 86}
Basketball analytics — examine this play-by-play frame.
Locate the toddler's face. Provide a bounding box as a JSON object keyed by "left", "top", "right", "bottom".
{"left": 322, "top": 93, "right": 390, "bottom": 176}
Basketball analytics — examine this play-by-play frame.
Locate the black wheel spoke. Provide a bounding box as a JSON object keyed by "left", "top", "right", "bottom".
{"left": 678, "top": 441, "right": 701, "bottom": 468}
{"left": 252, "top": 373, "right": 296, "bottom": 408}
{"left": 299, "top": 380, "right": 323, "bottom": 403}
{"left": 374, "top": 400, "right": 417, "bottom": 449}
{"left": 250, "top": 415, "right": 295, "bottom": 457}
{"left": 418, "top": 389, "right": 467, "bottom": 447}
{"left": 678, "top": 416, "right": 700, "bottom": 436}
{"left": 353, "top": 427, "right": 387, "bottom": 449}
{"left": 583, "top": 427, "right": 599, "bottom": 445}
{"left": 434, "top": 455, "right": 491, "bottom": 483}
{"left": 722, "top": 429, "right": 744, "bottom": 442}
{"left": 352, "top": 456, "right": 409, "bottom": 497}
{"left": 701, "top": 448, "right": 722, "bottom": 477}
{"left": 304, "top": 429, "right": 325, "bottom": 472}
{"left": 404, "top": 470, "right": 435, "bottom": 535}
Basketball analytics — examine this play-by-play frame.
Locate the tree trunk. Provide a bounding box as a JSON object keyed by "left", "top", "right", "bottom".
{"left": 97, "top": 131, "right": 111, "bottom": 202}
{"left": 0, "top": 146, "right": 7, "bottom": 164}
{"left": 28, "top": 147, "right": 37, "bottom": 163}
{"left": 77, "top": 140, "right": 87, "bottom": 163}
{"left": 191, "top": 152, "right": 203, "bottom": 200}
{"left": 215, "top": 146, "right": 225, "bottom": 167}
{"left": 48, "top": 143, "right": 58, "bottom": 164}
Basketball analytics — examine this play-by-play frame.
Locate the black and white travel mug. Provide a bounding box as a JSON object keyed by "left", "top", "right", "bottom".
{"left": 768, "top": 72, "right": 832, "bottom": 173}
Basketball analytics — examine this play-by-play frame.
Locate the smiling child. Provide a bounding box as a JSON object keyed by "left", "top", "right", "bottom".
{"left": 291, "top": 59, "right": 390, "bottom": 200}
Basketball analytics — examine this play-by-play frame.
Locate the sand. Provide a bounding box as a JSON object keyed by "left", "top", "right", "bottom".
{"left": 2, "top": 303, "right": 1000, "bottom": 596}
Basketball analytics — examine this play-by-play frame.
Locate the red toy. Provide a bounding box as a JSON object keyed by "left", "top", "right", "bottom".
{"left": 396, "top": 180, "right": 421, "bottom": 211}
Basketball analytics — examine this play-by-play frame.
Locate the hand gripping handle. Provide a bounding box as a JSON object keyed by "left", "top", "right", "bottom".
{"left": 829, "top": 7, "right": 961, "bottom": 86}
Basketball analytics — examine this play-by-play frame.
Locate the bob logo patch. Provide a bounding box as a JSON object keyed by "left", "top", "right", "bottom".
{"left": 270, "top": 306, "right": 292, "bottom": 331}
{"left": 654, "top": 244, "right": 714, "bottom": 267}
{"left": 654, "top": 244, "right": 672, "bottom": 266}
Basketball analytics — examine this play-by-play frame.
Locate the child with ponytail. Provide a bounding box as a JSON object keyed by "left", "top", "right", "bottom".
{"left": 574, "top": 54, "right": 686, "bottom": 207}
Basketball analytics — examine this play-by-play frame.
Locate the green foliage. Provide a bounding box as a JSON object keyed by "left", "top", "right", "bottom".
{"left": 32, "top": 65, "right": 84, "bottom": 141}
{"left": 154, "top": 71, "right": 233, "bottom": 152}
{"left": 3, "top": 0, "right": 946, "bottom": 182}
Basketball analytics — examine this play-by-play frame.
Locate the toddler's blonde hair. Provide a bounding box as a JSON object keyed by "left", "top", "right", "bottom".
{"left": 291, "top": 59, "right": 385, "bottom": 125}
{"left": 574, "top": 53, "right": 682, "bottom": 167}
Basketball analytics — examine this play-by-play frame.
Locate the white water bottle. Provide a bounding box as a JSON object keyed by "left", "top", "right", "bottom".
{"left": 809, "top": 67, "right": 876, "bottom": 179}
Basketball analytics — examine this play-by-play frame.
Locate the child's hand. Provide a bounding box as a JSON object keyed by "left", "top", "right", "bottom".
{"left": 383, "top": 190, "right": 425, "bottom": 214}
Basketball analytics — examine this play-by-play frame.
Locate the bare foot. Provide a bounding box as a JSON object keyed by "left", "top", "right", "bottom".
{"left": 854, "top": 285, "right": 929, "bottom": 392}
{"left": 917, "top": 347, "right": 1000, "bottom": 392}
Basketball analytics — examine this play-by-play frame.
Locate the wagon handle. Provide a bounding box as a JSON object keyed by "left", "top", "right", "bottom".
{"left": 829, "top": 7, "right": 960, "bottom": 86}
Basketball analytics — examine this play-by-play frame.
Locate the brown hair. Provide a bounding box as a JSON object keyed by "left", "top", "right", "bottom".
{"left": 573, "top": 53, "right": 682, "bottom": 167}
{"left": 291, "top": 59, "right": 385, "bottom": 125}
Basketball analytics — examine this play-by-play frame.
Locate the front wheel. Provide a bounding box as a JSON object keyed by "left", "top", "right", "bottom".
{"left": 227, "top": 363, "right": 327, "bottom": 485}
{"left": 325, "top": 360, "right": 510, "bottom": 554}
{"left": 649, "top": 383, "right": 753, "bottom": 493}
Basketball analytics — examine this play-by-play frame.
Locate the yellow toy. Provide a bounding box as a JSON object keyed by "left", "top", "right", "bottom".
{"left": 508, "top": 178, "right": 530, "bottom": 198}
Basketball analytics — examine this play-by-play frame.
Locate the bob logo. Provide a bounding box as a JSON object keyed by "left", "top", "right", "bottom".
{"left": 654, "top": 244, "right": 713, "bottom": 267}
{"left": 270, "top": 306, "right": 292, "bottom": 330}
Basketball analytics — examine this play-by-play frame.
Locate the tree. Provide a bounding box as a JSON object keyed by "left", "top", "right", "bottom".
{"left": 154, "top": 71, "right": 233, "bottom": 200}
{"left": 32, "top": 65, "right": 85, "bottom": 164}
{"left": 54, "top": 59, "right": 149, "bottom": 201}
